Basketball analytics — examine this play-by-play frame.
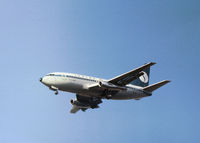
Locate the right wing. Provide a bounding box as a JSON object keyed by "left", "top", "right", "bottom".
{"left": 108, "top": 62, "right": 156, "bottom": 86}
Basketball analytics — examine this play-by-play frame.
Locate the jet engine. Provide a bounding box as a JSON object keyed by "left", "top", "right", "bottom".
{"left": 98, "top": 81, "right": 126, "bottom": 90}
{"left": 70, "top": 99, "right": 90, "bottom": 108}
{"left": 70, "top": 99, "right": 100, "bottom": 109}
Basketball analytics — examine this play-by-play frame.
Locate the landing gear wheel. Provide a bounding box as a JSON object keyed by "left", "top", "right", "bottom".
{"left": 55, "top": 90, "right": 58, "bottom": 95}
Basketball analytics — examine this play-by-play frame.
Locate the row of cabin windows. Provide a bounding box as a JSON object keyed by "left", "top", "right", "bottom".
{"left": 46, "top": 74, "right": 98, "bottom": 82}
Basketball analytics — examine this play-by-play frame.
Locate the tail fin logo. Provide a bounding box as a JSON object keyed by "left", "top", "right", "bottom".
{"left": 139, "top": 71, "right": 149, "bottom": 83}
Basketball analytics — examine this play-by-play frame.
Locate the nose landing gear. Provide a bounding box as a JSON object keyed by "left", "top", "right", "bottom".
{"left": 49, "top": 86, "right": 59, "bottom": 95}
{"left": 55, "top": 90, "right": 58, "bottom": 95}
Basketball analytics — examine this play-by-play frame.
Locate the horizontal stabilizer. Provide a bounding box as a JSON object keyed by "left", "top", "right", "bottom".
{"left": 143, "top": 80, "right": 170, "bottom": 92}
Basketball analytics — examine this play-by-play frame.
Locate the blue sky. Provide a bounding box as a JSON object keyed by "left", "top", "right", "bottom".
{"left": 0, "top": 0, "right": 200, "bottom": 143}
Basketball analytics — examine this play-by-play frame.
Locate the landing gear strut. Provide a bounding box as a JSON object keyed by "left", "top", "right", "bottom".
{"left": 49, "top": 86, "right": 59, "bottom": 95}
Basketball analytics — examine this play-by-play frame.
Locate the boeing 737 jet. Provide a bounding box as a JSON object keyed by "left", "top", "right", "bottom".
{"left": 40, "top": 62, "right": 170, "bottom": 113}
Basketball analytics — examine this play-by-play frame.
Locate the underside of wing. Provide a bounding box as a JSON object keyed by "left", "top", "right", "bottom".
{"left": 70, "top": 94, "right": 102, "bottom": 113}
{"left": 108, "top": 62, "right": 156, "bottom": 86}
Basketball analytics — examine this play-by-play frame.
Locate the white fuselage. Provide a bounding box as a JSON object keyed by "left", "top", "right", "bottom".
{"left": 40, "top": 72, "right": 151, "bottom": 100}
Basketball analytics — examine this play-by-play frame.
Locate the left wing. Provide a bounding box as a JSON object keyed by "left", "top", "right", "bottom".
{"left": 108, "top": 62, "right": 156, "bottom": 86}
{"left": 70, "top": 94, "right": 102, "bottom": 114}
{"left": 87, "top": 63, "right": 156, "bottom": 92}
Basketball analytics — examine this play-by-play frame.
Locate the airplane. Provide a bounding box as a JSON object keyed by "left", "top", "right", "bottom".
{"left": 40, "top": 62, "right": 170, "bottom": 113}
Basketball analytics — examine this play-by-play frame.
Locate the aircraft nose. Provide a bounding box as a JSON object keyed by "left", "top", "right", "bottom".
{"left": 40, "top": 77, "right": 43, "bottom": 82}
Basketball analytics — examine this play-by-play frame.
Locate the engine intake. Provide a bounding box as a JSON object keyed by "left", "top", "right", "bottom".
{"left": 70, "top": 99, "right": 74, "bottom": 104}
{"left": 70, "top": 99, "right": 90, "bottom": 108}
{"left": 98, "top": 81, "right": 126, "bottom": 90}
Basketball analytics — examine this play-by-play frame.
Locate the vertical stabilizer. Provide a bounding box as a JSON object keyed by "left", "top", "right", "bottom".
{"left": 131, "top": 66, "right": 150, "bottom": 87}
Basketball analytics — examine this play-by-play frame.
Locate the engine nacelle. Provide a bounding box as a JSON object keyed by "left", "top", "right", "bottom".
{"left": 98, "top": 81, "right": 126, "bottom": 90}
{"left": 70, "top": 99, "right": 90, "bottom": 108}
